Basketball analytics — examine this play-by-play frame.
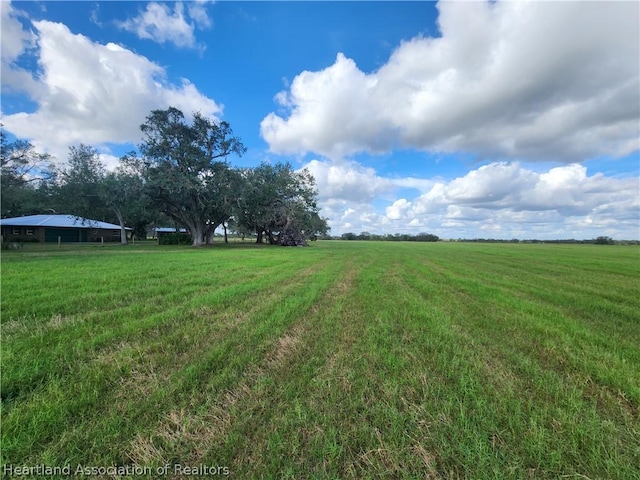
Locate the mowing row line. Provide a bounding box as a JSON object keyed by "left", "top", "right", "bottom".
{"left": 2, "top": 242, "right": 638, "bottom": 478}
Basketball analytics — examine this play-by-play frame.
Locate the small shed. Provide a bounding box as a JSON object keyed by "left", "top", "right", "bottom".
{"left": 0, "top": 214, "right": 130, "bottom": 243}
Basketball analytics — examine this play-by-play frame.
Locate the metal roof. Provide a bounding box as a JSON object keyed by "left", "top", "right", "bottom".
{"left": 155, "top": 227, "right": 189, "bottom": 233}
{"left": 0, "top": 215, "right": 130, "bottom": 230}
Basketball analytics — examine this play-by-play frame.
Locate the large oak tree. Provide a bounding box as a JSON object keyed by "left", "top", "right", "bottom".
{"left": 235, "top": 162, "right": 327, "bottom": 245}
{"left": 136, "top": 107, "right": 246, "bottom": 247}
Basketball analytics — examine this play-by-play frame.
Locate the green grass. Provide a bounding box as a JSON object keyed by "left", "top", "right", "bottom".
{"left": 1, "top": 241, "right": 639, "bottom": 479}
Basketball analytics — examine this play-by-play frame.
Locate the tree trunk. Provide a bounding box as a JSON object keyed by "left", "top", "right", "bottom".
{"left": 184, "top": 219, "right": 204, "bottom": 247}
{"left": 256, "top": 229, "right": 263, "bottom": 244}
{"left": 223, "top": 222, "right": 228, "bottom": 244}
{"left": 204, "top": 225, "right": 214, "bottom": 245}
{"left": 192, "top": 226, "right": 204, "bottom": 247}
{"left": 112, "top": 207, "right": 128, "bottom": 245}
{"left": 279, "top": 215, "right": 308, "bottom": 246}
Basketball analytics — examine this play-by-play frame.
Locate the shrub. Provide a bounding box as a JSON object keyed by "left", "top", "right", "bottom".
{"left": 158, "top": 233, "right": 192, "bottom": 245}
{"left": 594, "top": 236, "right": 614, "bottom": 245}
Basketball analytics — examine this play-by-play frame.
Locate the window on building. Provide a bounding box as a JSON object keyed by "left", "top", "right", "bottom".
{"left": 12, "top": 227, "right": 20, "bottom": 235}
{"left": 26, "top": 228, "right": 34, "bottom": 235}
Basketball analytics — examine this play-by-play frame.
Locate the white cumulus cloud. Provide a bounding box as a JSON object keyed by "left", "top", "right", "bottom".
{"left": 393, "top": 163, "right": 638, "bottom": 238}
{"left": 307, "top": 158, "right": 638, "bottom": 239}
{"left": 117, "top": 1, "right": 212, "bottom": 49}
{"left": 303, "top": 158, "right": 437, "bottom": 204}
{"left": 304, "top": 158, "right": 393, "bottom": 203}
{"left": 0, "top": 1, "right": 40, "bottom": 96}
{"left": 1, "top": 5, "right": 221, "bottom": 163}
{"left": 261, "top": 0, "right": 639, "bottom": 162}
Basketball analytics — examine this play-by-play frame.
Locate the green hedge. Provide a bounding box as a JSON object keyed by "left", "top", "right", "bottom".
{"left": 158, "top": 233, "right": 192, "bottom": 245}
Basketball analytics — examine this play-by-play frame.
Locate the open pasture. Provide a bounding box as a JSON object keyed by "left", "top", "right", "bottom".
{"left": 1, "top": 241, "right": 639, "bottom": 478}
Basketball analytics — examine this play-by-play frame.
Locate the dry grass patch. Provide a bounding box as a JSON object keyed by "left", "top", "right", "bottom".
{"left": 128, "top": 264, "right": 359, "bottom": 469}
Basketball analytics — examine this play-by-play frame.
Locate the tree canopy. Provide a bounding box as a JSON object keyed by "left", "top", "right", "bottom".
{"left": 1, "top": 107, "right": 328, "bottom": 247}
{"left": 53, "top": 145, "right": 153, "bottom": 245}
{"left": 235, "top": 163, "right": 326, "bottom": 245}
{"left": 1, "top": 127, "right": 54, "bottom": 218}
{"left": 133, "top": 107, "right": 247, "bottom": 247}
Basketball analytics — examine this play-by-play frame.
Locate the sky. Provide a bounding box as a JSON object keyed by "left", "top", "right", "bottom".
{"left": 1, "top": 0, "right": 639, "bottom": 240}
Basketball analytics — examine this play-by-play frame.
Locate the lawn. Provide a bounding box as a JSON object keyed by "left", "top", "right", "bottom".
{"left": 1, "top": 241, "right": 639, "bottom": 479}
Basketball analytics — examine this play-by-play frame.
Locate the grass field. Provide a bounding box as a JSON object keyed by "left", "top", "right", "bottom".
{"left": 1, "top": 241, "right": 639, "bottom": 479}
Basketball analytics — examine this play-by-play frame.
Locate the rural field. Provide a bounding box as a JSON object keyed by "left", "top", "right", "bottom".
{"left": 1, "top": 241, "right": 639, "bottom": 479}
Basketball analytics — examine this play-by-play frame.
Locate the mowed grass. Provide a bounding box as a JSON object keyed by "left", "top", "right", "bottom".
{"left": 1, "top": 241, "right": 639, "bottom": 479}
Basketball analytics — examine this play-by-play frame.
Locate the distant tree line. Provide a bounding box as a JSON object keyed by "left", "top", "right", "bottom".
{"left": 448, "top": 237, "right": 637, "bottom": 245}
{"left": 335, "top": 232, "right": 440, "bottom": 242}
{"left": 326, "top": 233, "right": 636, "bottom": 245}
{"left": 1, "top": 108, "right": 329, "bottom": 247}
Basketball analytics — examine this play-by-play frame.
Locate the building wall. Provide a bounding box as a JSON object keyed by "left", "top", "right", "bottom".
{"left": 43, "top": 227, "right": 87, "bottom": 243}
{"left": 1, "top": 226, "right": 121, "bottom": 243}
{"left": 88, "top": 228, "right": 122, "bottom": 242}
{"left": 1, "top": 226, "right": 45, "bottom": 243}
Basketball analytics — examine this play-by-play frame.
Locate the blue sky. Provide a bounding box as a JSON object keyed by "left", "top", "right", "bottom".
{"left": 2, "top": 1, "right": 639, "bottom": 239}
